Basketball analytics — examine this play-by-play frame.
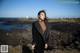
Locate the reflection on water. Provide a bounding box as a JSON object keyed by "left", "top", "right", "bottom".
{"left": 0, "top": 21, "right": 32, "bottom": 31}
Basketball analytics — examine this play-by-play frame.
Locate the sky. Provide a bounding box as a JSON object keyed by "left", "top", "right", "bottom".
{"left": 0, "top": 0, "right": 80, "bottom": 18}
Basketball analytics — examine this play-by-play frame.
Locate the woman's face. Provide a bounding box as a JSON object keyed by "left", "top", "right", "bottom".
{"left": 39, "top": 12, "right": 45, "bottom": 20}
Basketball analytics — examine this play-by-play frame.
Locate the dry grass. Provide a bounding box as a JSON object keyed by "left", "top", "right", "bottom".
{"left": 0, "top": 44, "right": 80, "bottom": 53}
{"left": 44, "top": 49, "right": 80, "bottom": 53}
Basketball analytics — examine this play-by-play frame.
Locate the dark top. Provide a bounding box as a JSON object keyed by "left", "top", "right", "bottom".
{"left": 32, "top": 21, "right": 51, "bottom": 46}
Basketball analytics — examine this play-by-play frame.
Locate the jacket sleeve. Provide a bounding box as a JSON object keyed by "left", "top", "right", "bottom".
{"left": 45, "top": 23, "right": 51, "bottom": 44}
{"left": 45, "top": 32, "right": 50, "bottom": 44}
{"left": 32, "top": 22, "right": 36, "bottom": 45}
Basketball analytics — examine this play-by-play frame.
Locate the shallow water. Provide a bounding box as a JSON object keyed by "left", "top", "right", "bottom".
{"left": 0, "top": 21, "right": 32, "bottom": 31}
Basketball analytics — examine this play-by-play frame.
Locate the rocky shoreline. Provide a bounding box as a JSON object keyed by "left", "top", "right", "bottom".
{"left": 0, "top": 21, "right": 80, "bottom": 53}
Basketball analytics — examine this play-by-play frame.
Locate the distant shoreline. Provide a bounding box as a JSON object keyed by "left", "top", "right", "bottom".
{"left": 0, "top": 18, "right": 80, "bottom": 24}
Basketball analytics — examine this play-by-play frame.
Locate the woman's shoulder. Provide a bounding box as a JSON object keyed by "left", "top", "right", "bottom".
{"left": 32, "top": 21, "right": 37, "bottom": 24}
{"left": 45, "top": 21, "right": 51, "bottom": 30}
{"left": 32, "top": 21, "right": 38, "bottom": 25}
{"left": 45, "top": 21, "right": 50, "bottom": 25}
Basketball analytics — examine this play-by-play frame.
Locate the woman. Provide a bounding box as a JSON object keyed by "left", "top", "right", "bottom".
{"left": 32, "top": 10, "right": 50, "bottom": 53}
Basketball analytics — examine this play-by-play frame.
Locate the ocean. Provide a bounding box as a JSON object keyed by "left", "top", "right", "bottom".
{"left": 0, "top": 21, "right": 32, "bottom": 31}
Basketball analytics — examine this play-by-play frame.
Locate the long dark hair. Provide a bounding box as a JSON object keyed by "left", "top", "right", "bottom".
{"left": 38, "top": 10, "right": 48, "bottom": 22}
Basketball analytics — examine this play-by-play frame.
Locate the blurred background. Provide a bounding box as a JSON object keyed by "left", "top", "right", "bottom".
{"left": 0, "top": 0, "right": 80, "bottom": 53}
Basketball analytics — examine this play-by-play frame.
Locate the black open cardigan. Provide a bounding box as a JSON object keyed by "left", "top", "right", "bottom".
{"left": 32, "top": 21, "right": 50, "bottom": 49}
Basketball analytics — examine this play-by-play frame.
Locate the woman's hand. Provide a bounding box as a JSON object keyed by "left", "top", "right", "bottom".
{"left": 32, "top": 45, "right": 35, "bottom": 50}
{"left": 45, "top": 44, "right": 48, "bottom": 49}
